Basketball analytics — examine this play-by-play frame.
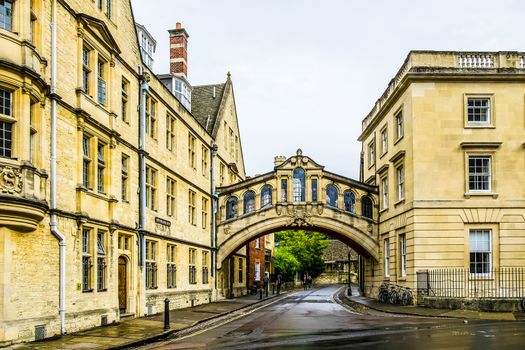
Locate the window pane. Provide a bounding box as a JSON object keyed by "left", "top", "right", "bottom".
{"left": 0, "top": 121, "right": 13, "bottom": 158}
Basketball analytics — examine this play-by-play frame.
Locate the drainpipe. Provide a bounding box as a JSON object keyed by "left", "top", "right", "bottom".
{"left": 49, "top": 0, "right": 66, "bottom": 335}
{"left": 210, "top": 143, "right": 218, "bottom": 284}
{"left": 138, "top": 69, "right": 150, "bottom": 315}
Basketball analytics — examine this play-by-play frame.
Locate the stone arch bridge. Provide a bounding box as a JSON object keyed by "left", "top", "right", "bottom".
{"left": 216, "top": 150, "right": 380, "bottom": 292}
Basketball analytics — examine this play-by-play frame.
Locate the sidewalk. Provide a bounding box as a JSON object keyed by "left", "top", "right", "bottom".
{"left": 7, "top": 291, "right": 283, "bottom": 350}
{"left": 342, "top": 284, "right": 525, "bottom": 321}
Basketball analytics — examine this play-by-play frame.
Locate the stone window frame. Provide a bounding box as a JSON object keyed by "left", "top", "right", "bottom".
{"left": 399, "top": 233, "right": 407, "bottom": 278}
{"left": 79, "top": 37, "right": 112, "bottom": 109}
{"left": 0, "top": 0, "right": 13, "bottom": 32}
{"left": 464, "top": 224, "right": 499, "bottom": 277}
{"left": 380, "top": 175, "right": 389, "bottom": 211}
{"left": 121, "top": 153, "right": 129, "bottom": 202}
{"left": 189, "top": 248, "right": 197, "bottom": 284}
{"left": 188, "top": 189, "right": 196, "bottom": 225}
{"left": 145, "top": 239, "right": 158, "bottom": 289}
{"left": 188, "top": 132, "right": 196, "bottom": 169}
{"left": 260, "top": 184, "right": 272, "bottom": 208}
{"left": 166, "top": 112, "right": 176, "bottom": 152}
{"left": 145, "top": 165, "right": 157, "bottom": 210}
{"left": 461, "top": 143, "right": 500, "bottom": 198}
{"left": 384, "top": 237, "right": 390, "bottom": 278}
{"left": 237, "top": 257, "right": 244, "bottom": 284}
{"left": 368, "top": 139, "right": 376, "bottom": 169}
{"left": 166, "top": 176, "right": 176, "bottom": 217}
{"left": 393, "top": 107, "right": 404, "bottom": 143}
{"left": 81, "top": 130, "right": 111, "bottom": 194}
{"left": 464, "top": 94, "right": 495, "bottom": 128}
{"left": 121, "top": 77, "right": 129, "bottom": 123}
{"left": 81, "top": 227, "right": 93, "bottom": 292}
{"left": 201, "top": 197, "right": 208, "bottom": 229}
{"left": 0, "top": 87, "right": 15, "bottom": 159}
{"left": 96, "top": 230, "right": 108, "bottom": 292}
{"left": 380, "top": 125, "right": 388, "bottom": 156}
{"left": 469, "top": 229, "right": 492, "bottom": 276}
{"left": 201, "top": 145, "right": 209, "bottom": 177}
{"left": 145, "top": 94, "right": 157, "bottom": 139}
{"left": 167, "top": 244, "right": 177, "bottom": 289}
{"left": 202, "top": 250, "right": 209, "bottom": 284}
{"left": 96, "top": 141, "right": 107, "bottom": 194}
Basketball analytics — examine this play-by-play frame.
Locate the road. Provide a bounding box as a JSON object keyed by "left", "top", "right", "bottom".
{"left": 139, "top": 285, "right": 525, "bottom": 350}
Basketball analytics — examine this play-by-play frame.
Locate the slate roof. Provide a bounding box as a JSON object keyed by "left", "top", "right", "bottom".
{"left": 191, "top": 83, "right": 227, "bottom": 133}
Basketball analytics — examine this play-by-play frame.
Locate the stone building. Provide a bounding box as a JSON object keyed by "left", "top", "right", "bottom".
{"left": 359, "top": 51, "right": 525, "bottom": 297}
{"left": 0, "top": 0, "right": 252, "bottom": 345}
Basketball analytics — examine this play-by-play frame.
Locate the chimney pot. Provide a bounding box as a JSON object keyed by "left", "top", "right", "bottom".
{"left": 176, "top": 22, "right": 182, "bottom": 29}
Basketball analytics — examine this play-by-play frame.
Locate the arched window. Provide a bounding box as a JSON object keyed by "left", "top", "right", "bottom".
{"left": 344, "top": 191, "right": 356, "bottom": 213}
{"left": 226, "top": 197, "right": 238, "bottom": 220}
{"left": 243, "top": 191, "right": 255, "bottom": 214}
{"left": 362, "top": 196, "right": 373, "bottom": 219}
{"left": 326, "top": 185, "right": 338, "bottom": 208}
{"left": 293, "top": 168, "right": 305, "bottom": 202}
{"left": 261, "top": 185, "right": 272, "bottom": 208}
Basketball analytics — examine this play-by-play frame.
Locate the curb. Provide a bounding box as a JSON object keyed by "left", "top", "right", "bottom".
{"left": 108, "top": 292, "right": 287, "bottom": 349}
{"left": 341, "top": 288, "right": 455, "bottom": 319}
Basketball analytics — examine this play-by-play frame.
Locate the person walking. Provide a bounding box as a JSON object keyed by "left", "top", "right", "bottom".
{"left": 276, "top": 274, "right": 282, "bottom": 295}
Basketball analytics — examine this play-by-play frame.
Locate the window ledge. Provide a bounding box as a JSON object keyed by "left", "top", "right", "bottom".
{"left": 98, "top": 288, "right": 107, "bottom": 292}
{"left": 82, "top": 289, "right": 93, "bottom": 293}
{"left": 393, "top": 135, "right": 404, "bottom": 146}
{"left": 379, "top": 151, "right": 388, "bottom": 160}
{"left": 465, "top": 125, "right": 495, "bottom": 129}
{"left": 394, "top": 198, "right": 405, "bottom": 207}
{"left": 464, "top": 192, "right": 498, "bottom": 199}
{"left": 379, "top": 207, "right": 389, "bottom": 214}
{"left": 398, "top": 277, "right": 407, "bottom": 281}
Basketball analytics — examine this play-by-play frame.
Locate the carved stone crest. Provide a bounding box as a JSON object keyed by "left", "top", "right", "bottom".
{"left": 285, "top": 204, "right": 314, "bottom": 227}
{"left": 0, "top": 165, "right": 23, "bottom": 194}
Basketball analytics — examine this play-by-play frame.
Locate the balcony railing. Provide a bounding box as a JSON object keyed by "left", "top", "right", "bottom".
{"left": 457, "top": 54, "right": 494, "bottom": 68}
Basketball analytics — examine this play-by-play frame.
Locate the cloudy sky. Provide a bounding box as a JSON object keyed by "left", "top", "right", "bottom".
{"left": 130, "top": 0, "right": 523, "bottom": 179}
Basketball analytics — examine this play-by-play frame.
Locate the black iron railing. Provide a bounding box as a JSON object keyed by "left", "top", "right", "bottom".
{"left": 417, "top": 267, "right": 525, "bottom": 298}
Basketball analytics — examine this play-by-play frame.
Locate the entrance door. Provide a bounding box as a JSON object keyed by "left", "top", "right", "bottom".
{"left": 118, "top": 257, "right": 127, "bottom": 312}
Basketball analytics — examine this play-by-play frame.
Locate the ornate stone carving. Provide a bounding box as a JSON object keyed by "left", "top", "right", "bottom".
{"left": 281, "top": 204, "right": 314, "bottom": 227}
{"left": 0, "top": 165, "right": 23, "bottom": 194}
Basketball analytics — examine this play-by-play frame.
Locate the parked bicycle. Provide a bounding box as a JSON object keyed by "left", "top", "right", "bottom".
{"left": 378, "top": 283, "right": 389, "bottom": 303}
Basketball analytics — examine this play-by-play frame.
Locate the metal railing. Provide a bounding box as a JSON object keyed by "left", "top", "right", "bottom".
{"left": 417, "top": 268, "right": 525, "bottom": 298}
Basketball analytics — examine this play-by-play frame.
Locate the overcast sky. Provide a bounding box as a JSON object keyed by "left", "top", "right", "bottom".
{"left": 130, "top": 0, "right": 523, "bottom": 179}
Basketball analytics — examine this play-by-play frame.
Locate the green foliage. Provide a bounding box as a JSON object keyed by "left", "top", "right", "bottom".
{"left": 274, "top": 247, "right": 300, "bottom": 280}
{"left": 274, "top": 230, "right": 328, "bottom": 280}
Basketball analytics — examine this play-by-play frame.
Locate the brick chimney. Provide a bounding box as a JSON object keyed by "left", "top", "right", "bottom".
{"left": 168, "top": 22, "right": 189, "bottom": 79}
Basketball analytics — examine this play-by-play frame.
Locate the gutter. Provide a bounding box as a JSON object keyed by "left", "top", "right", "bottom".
{"left": 210, "top": 143, "right": 218, "bottom": 287}
{"left": 50, "top": 0, "right": 66, "bottom": 335}
{"left": 138, "top": 69, "right": 150, "bottom": 316}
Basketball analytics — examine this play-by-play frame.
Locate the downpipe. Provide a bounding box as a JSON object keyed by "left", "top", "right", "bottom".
{"left": 138, "top": 70, "right": 150, "bottom": 315}
{"left": 50, "top": 0, "right": 66, "bottom": 335}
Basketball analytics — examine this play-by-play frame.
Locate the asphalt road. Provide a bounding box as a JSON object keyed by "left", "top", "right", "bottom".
{"left": 141, "top": 285, "right": 525, "bottom": 350}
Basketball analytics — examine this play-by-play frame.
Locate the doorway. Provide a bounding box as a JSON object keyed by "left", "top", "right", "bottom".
{"left": 118, "top": 256, "right": 127, "bottom": 313}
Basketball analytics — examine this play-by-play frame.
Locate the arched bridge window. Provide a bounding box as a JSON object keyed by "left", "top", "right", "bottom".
{"left": 243, "top": 191, "right": 255, "bottom": 214}
{"left": 293, "top": 168, "right": 305, "bottom": 202}
{"left": 362, "top": 196, "right": 373, "bottom": 219}
{"left": 344, "top": 191, "right": 356, "bottom": 213}
{"left": 226, "top": 197, "right": 238, "bottom": 220}
{"left": 261, "top": 185, "right": 272, "bottom": 208}
{"left": 326, "top": 185, "right": 338, "bottom": 208}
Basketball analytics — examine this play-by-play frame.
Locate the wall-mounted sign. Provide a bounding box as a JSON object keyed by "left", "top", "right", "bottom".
{"left": 155, "top": 217, "right": 171, "bottom": 227}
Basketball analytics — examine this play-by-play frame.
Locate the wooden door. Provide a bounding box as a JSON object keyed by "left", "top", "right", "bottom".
{"left": 118, "top": 257, "right": 127, "bottom": 312}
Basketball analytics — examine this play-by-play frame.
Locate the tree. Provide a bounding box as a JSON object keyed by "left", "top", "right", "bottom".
{"left": 274, "top": 246, "right": 300, "bottom": 280}
{"left": 274, "top": 230, "right": 328, "bottom": 280}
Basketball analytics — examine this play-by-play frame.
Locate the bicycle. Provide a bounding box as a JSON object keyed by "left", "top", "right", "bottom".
{"left": 378, "top": 283, "right": 389, "bottom": 303}
{"left": 400, "top": 287, "right": 413, "bottom": 306}
{"left": 388, "top": 285, "right": 402, "bottom": 305}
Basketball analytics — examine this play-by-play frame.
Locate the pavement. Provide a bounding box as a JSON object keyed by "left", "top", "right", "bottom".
{"left": 342, "top": 284, "right": 525, "bottom": 321}
{"left": 5, "top": 290, "right": 285, "bottom": 350}
{"left": 5, "top": 285, "right": 524, "bottom": 350}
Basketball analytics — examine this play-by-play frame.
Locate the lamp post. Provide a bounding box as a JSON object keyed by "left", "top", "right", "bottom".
{"left": 347, "top": 248, "right": 352, "bottom": 296}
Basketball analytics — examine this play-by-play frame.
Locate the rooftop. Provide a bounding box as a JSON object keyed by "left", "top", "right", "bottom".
{"left": 360, "top": 50, "right": 525, "bottom": 136}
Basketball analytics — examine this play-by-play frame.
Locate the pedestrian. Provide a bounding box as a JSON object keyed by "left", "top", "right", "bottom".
{"left": 307, "top": 275, "right": 312, "bottom": 289}
{"left": 276, "top": 274, "right": 282, "bottom": 295}
{"left": 263, "top": 274, "right": 269, "bottom": 295}
{"left": 303, "top": 275, "right": 307, "bottom": 290}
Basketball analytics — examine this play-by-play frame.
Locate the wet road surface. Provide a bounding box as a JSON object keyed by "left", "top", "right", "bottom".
{"left": 140, "top": 285, "right": 525, "bottom": 350}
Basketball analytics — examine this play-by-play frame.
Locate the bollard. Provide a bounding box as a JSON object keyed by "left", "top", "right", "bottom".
{"left": 265, "top": 285, "right": 268, "bottom": 297}
{"left": 272, "top": 284, "right": 275, "bottom": 295}
{"left": 163, "top": 298, "right": 170, "bottom": 330}
{"left": 259, "top": 288, "right": 263, "bottom": 300}
{"left": 347, "top": 287, "right": 352, "bottom": 296}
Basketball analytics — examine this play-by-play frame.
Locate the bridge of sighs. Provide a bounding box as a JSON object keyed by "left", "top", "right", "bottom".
{"left": 215, "top": 150, "right": 380, "bottom": 291}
